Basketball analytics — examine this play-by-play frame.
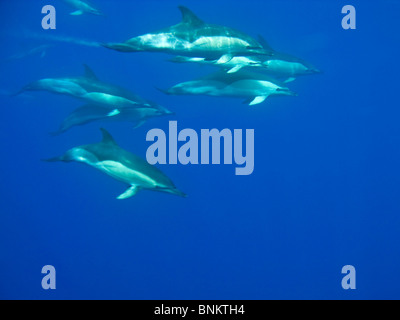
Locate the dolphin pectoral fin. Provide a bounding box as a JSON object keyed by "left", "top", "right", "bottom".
{"left": 40, "top": 51, "right": 46, "bottom": 58}
{"left": 216, "top": 54, "right": 233, "bottom": 65}
{"left": 70, "top": 10, "right": 84, "bottom": 16}
{"left": 117, "top": 185, "right": 140, "bottom": 200}
{"left": 107, "top": 109, "right": 121, "bottom": 117}
{"left": 248, "top": 96, "right": 268, "bottom": 106}
{"left": 284, "top": 77, "right": 296, "bottom": 83}
{"left": 227, "top": 65, "right": 244, "bottom": 73}
{"left": 133, "top": 120, "right": 146, "bottom": 129}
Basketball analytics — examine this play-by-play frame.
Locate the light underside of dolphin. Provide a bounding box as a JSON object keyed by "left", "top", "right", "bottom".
{"left": 44, "top": 128, "right": 186, "bottom": 199}
{"left": 103, "top": 6, "right": 271, "bottom": 59}
{"left": 163, "top": 70, "right": 296, "bottom": 105}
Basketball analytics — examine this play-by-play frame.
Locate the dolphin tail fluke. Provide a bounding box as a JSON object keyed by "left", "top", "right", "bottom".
{"left": 101, "top": 42, "right": 136, "bottom": 52}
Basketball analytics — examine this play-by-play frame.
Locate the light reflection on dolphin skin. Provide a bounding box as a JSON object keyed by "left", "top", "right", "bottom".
{"left": 103, "top": 6, "right": 271, "bottom": 59}
{"left": 161, "top": 70, "right": 297, "bottom": 106}
{"left": 44, "top": 129, "right": 186, "bottom": 199}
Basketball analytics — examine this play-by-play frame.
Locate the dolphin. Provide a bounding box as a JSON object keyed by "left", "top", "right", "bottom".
{"left": 44, "top": 128, "right": 186, "bottom": 199}
{"left": 169, "top": 36, "right": 320, "bottom": 81}
{"left": 103, "top": 6, "right": 271, "bottom": 60}
{"left": 17, "top": 65, "right": 165, "bottom": 110}
{"left": 62, "top": 0, "right": 103, "bottom": 16}
{"left": 5, "top": 44, "right": 53, "bottom": 61}
{"left": 160, "top": 70, "right": 297, "bottom": 105}
{"left": 51, "top": 104, "right": 173, "bottom": 135}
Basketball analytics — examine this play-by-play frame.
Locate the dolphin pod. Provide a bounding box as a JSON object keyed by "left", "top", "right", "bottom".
{"left": 103, "top": 6, "right": 319, "bottom": 105}
{"left": 12, "top": 5, "right": 320, "bottom": 199}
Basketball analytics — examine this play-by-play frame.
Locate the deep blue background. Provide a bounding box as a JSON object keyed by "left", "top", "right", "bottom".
{"left": 0, "top": 0, "right": 399, "bottom": 299}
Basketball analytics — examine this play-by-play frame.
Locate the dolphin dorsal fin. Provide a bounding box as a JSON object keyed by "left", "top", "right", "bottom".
{"left": 178, "top": 6, "right": 204, "bottom": 26}
{"left": 100, "top": 128, "right": 118, "bottom": 145}
{"left": 257, "top": 35, "right": 274, "bottom": 51}
{"left": 83, "top": 64, "right": 99, "bottom": 80}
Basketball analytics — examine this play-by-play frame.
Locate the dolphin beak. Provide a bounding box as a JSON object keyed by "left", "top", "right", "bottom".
{"left": 169, "top": 188, "right": 187, "bottom": 198}
{"left": 102, "top": 42, "right": 137, "bottom": 52}
{"left": 159, "top": 108, "right": 175, "bottom": 116}
{"left": 309, "top": 67, "right": 322, "bottom": 74}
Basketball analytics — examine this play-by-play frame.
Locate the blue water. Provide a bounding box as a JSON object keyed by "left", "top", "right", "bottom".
{"left": 0, "top": 0, "right": 399, "bottom": 300}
